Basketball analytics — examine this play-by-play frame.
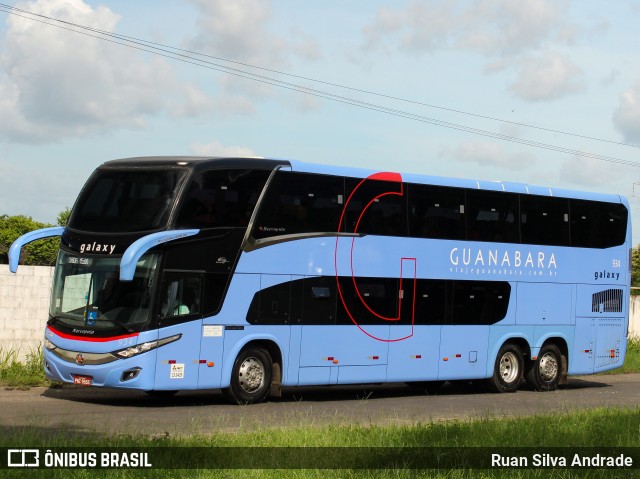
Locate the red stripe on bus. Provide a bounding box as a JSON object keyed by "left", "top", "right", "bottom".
{"left": 47, "top": 325, "right": 139, "bottom": 342}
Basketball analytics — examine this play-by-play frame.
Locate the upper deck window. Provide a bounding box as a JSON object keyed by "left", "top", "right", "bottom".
{"left": 408, "top": 184, "right": 466, "bottom": 240}
{"left": 570, "top": 199, "right": 628, "bottom": 248}
{"left": 252, "top": 172, "right": 345, "bottom": 238}
{"left": 176, "top": 169, "right": 270, "bottom": 229}
{"left": 69, "top": 168, "right": 187, "bottom": 233}
{"left": 466, "top": 190, "right": 519, "bottom": 243}
{"left": 344, "top": 177, "right": 407, "bottom": 236}
{"left": 521, "top": 196, "right": 569, "bottom": 246}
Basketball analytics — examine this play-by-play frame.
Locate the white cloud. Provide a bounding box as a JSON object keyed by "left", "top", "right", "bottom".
{"left": 361, "top": 0, "right": 587, "bottom": 102}
{"left": 0, "top": 0, "right": 211, "bottom": 143}
{"left": 457, "top": 0, "right": 568, "bottom": 56}
{"left": 189, "top": 140, "right": 258, "bottom": 157}
{"left": 0, "top": 158, "right": 80, "bottom": 221}
{"left": 612, "top": 81, "right": 640, "bottom": 144}
{"left": 185, "top": 0, "right": 320, "bottom": 107}
{"left": 362, "top": 2, "right": 453, "bottom": 54}
{"left": 509, "top": 52, "right": 585, "bottom": 101}
{"left": 188, "top": 0, "right": 280, "bottom": 64}
{"left": 559, "top": 155, "right": 624, "bottom": 188}
{"left": 187, "top": 0, "right": 318, "bottom": 66}
{"left": 441, "top": 140, "right": 535, "bottom": 171}
{"left": 363, "top": 0, "right": 570, "bottom": 57}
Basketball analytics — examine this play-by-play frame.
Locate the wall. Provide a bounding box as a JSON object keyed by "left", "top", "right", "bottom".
{"left": 1, "top": 264, "right": 639, "bottom": 361}
{"left": 629, "top": 295, "right": 640, "bottom": 338}
{"left": 0, "top": 264, "right": 52, "bottom": 360}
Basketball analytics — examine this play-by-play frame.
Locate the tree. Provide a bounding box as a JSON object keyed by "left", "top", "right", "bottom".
{"left": 632, "top": 244, "right": 640, "bottom": 295}
{"left": 57, "top": 207, "right": 71, "bottom": 228}
{"left": 0, "top": 208, "right": 70, "bottom": 266}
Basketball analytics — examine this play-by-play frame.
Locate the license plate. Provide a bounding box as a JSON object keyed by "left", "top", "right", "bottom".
{"left": 73, "top": 375, "right": 93, "bottom": 386}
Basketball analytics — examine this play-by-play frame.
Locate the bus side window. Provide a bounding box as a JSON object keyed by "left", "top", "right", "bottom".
{"left": 408, "top": 184, "right": 466, "bottom": 240}
{"left": 302, "top": 276, "right": 337, "bottom": 325}
{"left": 412, "top": 280, "right": 447, "bottom": 325}
{"left": 344, "top": 178, "right": 407, "bottom": 236}
{"left": 521, "top": 196, "right": 570, "bottom": 247}
{"left": 160, "top": 273, "right": 202, "bottom": 320}
{"left": 451, "top": 281, "right": 510, "bottom": 325}
{"left": 253, "top": 172, "right": 345, "bottom": 238}
{"left": 176, "top": 169, "right": 270, "bottom": 229}
{"left": 570, "top": 199, "right": 628, "bottom": 248}
{"left": 466, "top": 190, "right": 519, "bottom": 243}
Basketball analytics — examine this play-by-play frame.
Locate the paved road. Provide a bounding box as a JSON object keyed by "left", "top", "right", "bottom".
{"left": 1, "top": 375, "right": 639, "bottom": 437}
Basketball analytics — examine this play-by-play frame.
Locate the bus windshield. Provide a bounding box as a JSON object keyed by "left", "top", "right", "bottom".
{"left": 69, "top": 168, "right": 188, "bottom": 233}
{"left": 49, "top": 251, "right": 159, "bottom": 334}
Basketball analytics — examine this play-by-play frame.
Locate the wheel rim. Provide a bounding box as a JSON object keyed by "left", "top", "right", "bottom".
{"left": 238, "top": 356, "right": 265, "bottom": 393}
{"left": 499, "top": 351, "right": 519, "bottom": 384}
{"left": 538, "top": 352, "right": 559, "bottom": 382}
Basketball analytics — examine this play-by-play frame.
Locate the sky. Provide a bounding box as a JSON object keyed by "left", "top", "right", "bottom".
{"left": 1, "top": 0, "right": 640, "bottom": 242}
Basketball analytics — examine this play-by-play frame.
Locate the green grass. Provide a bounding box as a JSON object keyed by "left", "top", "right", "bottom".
{"left": 1, "top": 341, "right": 640, "bottom": 477}
{"left": 1, "top": 407, "right": 639, "bottom": 478}
{"left": 620, "top": 335, "right": 640, "bottom": 372}
{"left": 0, "top": 347, "right": 48, "bottom": 388}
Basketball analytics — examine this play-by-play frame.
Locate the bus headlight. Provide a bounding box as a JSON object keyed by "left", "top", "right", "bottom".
{"left": 44, "top": 338, "right": 56, "bottom": 351}
{"left": 112, "top": 334, "right": 182, "bottom": 359}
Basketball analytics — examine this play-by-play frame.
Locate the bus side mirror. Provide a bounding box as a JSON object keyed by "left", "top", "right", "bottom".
{"left": 8, "top": 226, "right": 64, "bottom": 273}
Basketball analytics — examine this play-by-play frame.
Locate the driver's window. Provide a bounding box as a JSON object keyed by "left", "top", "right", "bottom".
{"left": 161, "top": 273, "right": 202, "bottom": 319}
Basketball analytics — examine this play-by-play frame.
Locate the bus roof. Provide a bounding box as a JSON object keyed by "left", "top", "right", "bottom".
{"left": 101, "top": 156, "right": 626, "bottom": 205}
{"left": 286, "top": 159, "right": 627, "bottom": 205}
{"left": 100, "top": 156, "right": 289, "bottom": 172}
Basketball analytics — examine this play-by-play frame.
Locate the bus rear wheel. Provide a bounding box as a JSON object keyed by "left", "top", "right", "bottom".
{"left": 487, "top": 343, "right": 523, "bottom": 393}
{"left": 224, "top": 347, "right": 273, "bottom": 405}
{"left": 526, "top": 344, "right": 562, "bottom": 391}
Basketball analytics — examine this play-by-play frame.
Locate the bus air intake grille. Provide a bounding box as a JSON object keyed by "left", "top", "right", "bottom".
{"left": 591, "top": 289, "right": 623, "bottom": 313}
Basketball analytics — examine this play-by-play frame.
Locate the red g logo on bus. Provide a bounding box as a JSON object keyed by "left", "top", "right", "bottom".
{"left": 334, "top": 172, "right": 416, "bottom": 342}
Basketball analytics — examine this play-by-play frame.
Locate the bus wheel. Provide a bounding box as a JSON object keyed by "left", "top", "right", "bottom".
{"left": 224, "top": 347, "right": 272, "bottom": 405}
{"left": 487, "top": 343, "right": 523, "bottom": 393}
{"left": 526, "top": 344, "right": 561, "bottom": 391}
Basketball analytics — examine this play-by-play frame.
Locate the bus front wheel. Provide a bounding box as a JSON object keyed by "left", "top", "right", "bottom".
{"left": 487, "top": 343, "right": 523, "bottom": 393}
{"left": 224, "top": 347, "right": 273, "bottom": 405}
{"left": 526, "top": 344, "right": 562, "bottom": 391}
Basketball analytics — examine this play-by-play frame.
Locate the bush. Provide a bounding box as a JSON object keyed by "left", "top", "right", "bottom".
{"left": 0, "top": 347, "right": 48, "bottom": 388}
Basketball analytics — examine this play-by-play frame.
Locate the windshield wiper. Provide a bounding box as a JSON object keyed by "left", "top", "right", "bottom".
{"left": 105, "top": 317, "right": 134, "bottom": 333}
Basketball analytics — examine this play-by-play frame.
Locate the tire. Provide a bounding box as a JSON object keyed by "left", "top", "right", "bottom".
{"left": 526, "top": 344, "right": 562, "bottom": 392}
{"left": 224, "top": 347, "right": 272, "bottom": 405}
{"left": 487, "top": 343, "right": 524, "bottom": 393}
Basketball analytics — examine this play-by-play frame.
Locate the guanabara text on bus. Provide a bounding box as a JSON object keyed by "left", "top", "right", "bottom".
{"left": 10, "top": 156, "right": 630, "bottom": 403}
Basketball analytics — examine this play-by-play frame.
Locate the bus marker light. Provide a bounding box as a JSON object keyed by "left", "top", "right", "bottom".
{"left": 611, "top": 350, "right": 616, "bottom": 358}
{"left": 207, "top": 362, "right": 214, "bottom": 367}
{"left": 168, "top": 360, "right": 176, "bottom": 364}
{"left": 369, "top": 356, "right": 379, "bottom": 360}
{"left": 199, "top": 359, "right": 206, "bottom": 364}
{"left": 411, "top": 355, "right": 422, "bottom": 359}
{"left": 332, "top": 360, "right": 339, "bottom": 364}
{"left": 455, "top": 354, "right": 462, "bottom": 358}
{"left": 443, "top": 358, "right": 449, "bottom": 361}
{"left": 326, "top": 357, "right": 334, "bottom": 361}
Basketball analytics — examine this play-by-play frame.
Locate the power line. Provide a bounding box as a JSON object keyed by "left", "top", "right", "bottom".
{"left": 3, "top": 3, "right": 636, "bottom": 151}
{"left": 1, "top": 4, "right": 639, "bottom": 169}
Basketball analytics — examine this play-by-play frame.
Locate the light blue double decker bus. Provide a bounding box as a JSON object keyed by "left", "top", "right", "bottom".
{"left": 10, "top": 157, "right": 631, "bottom": 403}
